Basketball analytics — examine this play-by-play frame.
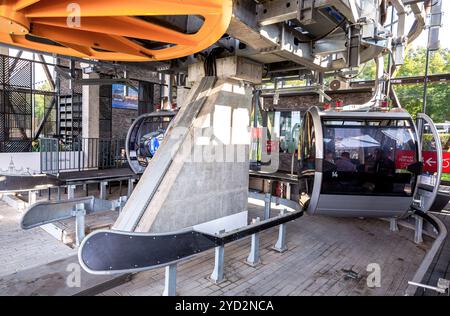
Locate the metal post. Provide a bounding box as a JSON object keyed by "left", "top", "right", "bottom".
{"left": 127, "top": 179, "right": 134, "bottom": 197}
{"left": 57, "top": 187, "right": 62, "bottom": 201}
{"left": 264, "top": 193, "right": 271, "bottom": 220}
{"left": 211, "top": 245, "right": 225, "bottom": 284}
{"left": 72, "top": 203, "right": 86, "bottom": 246}
{"left": 100, "top": 181, "right": 108, "bottom": 200}
{"left": 390, "top": 218, "right": 399, "bottom": 232}
{"left": 286, "top": 183, "right": 291, "bottom": 200}
{"left": 246, "top": 218, "right": 261, "bottom": 267}
{"left": 29, "top": 191, "right": 37, "bottom": 206}
{"left": 273, "top": 209, "right": 288, "bottom": 253}
{"left": 163, "top": 263, "right": 177, "bottom": 296}
{"left": 67, "top": 185, "right": 76, "bottom": 200}
{"left": 118, "top": 196, "right": 127, "bottom": 213}
{"left": 414, "top": 215, "right": 423, "bottom": 244}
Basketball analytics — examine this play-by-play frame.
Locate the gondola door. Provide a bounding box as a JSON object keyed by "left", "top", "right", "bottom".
{"left": 413, "top": 114, "right": 443, "bottom": 212}
{"left": 298, "top": 107, "right": 323, "bottom": 213}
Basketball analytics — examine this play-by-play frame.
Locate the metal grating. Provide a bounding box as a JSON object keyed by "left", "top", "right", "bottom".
{"left": 0, "top": 54, "right": 58, "bottom": 152}
{"left": 0, "top": 55, "right": 33, "bottom": 152}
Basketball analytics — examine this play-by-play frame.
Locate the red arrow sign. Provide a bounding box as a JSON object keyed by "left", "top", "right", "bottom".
{"left": 443, "top": 152, "right": 450, "bottom": 173}
{"left": 422, "top": 151, "right": 450, "bottom": 173}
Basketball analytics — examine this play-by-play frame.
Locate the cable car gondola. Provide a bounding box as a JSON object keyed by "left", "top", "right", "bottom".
{"left": 126, "top": 111, "right": 176, "bottom": 174}
{"left": 298, "top": 107, "right": 443, "bottom": 218}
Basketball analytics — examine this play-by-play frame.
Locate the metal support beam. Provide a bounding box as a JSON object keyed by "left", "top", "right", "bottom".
{"left": 257, "top": 0, "right": 358, "bottom": 26}
{"left": 37, "top": 55, "right": 55, "bottom": 90}
{"left": 246, "top": 218, "right": 261, "bottom": 267}
{"left": 33, "top": 97, "right": 56, "bottom": 141}
{"left": 9, "top": 51, "right": 23, "bottom": 72}
{"left": 210, "top": 246, "right": 225, "bottom": 284}
{"left": 163, "top": 264, "right": 177, "bottom": 296}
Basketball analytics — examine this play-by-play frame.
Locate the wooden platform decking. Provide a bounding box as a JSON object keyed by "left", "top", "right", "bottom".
{"left": 100, "top": 202, "right": 433, "bottom": 296}
{"left": 0, "top": 193, "right": 441, "bottom": 296}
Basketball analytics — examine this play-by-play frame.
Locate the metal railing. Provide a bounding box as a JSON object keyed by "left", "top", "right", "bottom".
{"left": 40, "top": 137, "right": 126, "bottom": 174}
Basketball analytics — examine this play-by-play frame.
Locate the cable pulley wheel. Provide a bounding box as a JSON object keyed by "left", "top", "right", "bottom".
{"left": 0, "top": 0, "right": 232, "bottom": 61}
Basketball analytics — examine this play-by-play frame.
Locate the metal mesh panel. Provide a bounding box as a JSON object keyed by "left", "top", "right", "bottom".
{"left": 0, "top": 56, "right": 33, "bottom": 152}
{"left": 0, "top": 55, "right": 57, "bottom": 152}
{"left": 8, "top": 58, "right": 32, "bottom": 89}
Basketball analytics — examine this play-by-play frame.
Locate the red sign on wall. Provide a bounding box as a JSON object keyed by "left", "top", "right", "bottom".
{"left": 423, "top": 151, "right": 450, "bottom": 174}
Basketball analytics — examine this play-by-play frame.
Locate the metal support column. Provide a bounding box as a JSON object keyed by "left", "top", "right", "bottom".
{"left": 163, "top": 263, "right": 177, "bottom": 296}
{"left": 67, "top": 185, "right": 76, "bottom": 200}
{"left": 210, "top": 245, "right": 225, "bottom": 284}
{"left": 264, "top": 193, "right": 271, "bottom": 220}
{"left": 127, "top": 179, "right": 134, "bottom": 197}
{"left": 390, "top": 218, "right": 399, "bottom": 232}
{"left": 286, "top": 183, "right": 292, "bottom": 200}
{"left": 72, "top": 203, "right": 86, "bottom": 246}
{"left": 29, "top": 191, "right": 37, "bottom": 206}
{"left": 246, "top": 218, "right": 261, "bottom": 267}
{"left": 100, "top": 181, "right": 108, "bottom": 200}
{"left": 118, "top": 196, "right": 127, "bottom": 213}
{"left": 414, "top": 215, "right": 423, "bottom": 244}
{"left": 273, "top": 209, "right": 288, "bottom": 253}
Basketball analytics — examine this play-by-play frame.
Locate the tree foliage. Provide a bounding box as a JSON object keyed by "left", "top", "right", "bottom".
{"left": 395, "top": 48, "right": 450, "bottom": 122}
{"left": 356, "top": 48, "right": 450, "bottom": 122}
{"left": 34, "top": 81, "right": 52, "bottom": 122}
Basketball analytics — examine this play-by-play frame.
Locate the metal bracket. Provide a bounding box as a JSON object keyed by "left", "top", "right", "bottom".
{"left": 408, "top": 278, "right": 450, "bottom": 295}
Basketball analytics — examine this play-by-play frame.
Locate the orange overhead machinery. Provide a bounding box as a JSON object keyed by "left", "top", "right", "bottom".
{"left": 0, "top": 0, "right": 232, "bottom": 61}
